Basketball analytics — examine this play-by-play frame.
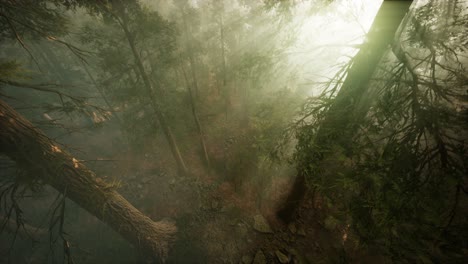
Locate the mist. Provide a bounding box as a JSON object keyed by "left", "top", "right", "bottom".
{"left": 1, "top": 0, "right": 467, "bottom": 263}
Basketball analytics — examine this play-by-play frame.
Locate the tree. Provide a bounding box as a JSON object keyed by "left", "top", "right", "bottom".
{"left": 171, "top": 0, "right": 212, "bottom": 168}
{"left": 181, "top": 64, "right": 212, "bottom": 169}
{"left": 284, "top": 0, "right": 467, "bottom": 261}
{"left": 78, "top": 0, "right": 191, "bottom": 174}
{"left": 105, "top": 1, "right": 189, "bottom": 175}
{"left": 278, "top": 0, "right": 413, "bottom": 222}
{"left": 0, "top": 0, "right": 178, "bottom": 261}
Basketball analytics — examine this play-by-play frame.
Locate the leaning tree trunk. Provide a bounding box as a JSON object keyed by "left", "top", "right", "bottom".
{"left": 181, "top": 11, "right": 200, "bottom": 100}
{"left": 181, "top": 66, "right": 211, "bottom": 169}
{"left": 277, "top": 0, "right": 414, "bottom": 222}
{"left": 0, "top": 99, "right": 176, "bottom": 261}
{"left": 115, "top": 9, "right": 188, "bottom": 176}
{"left": 219, "top": 2, "right": 229, "bottom": 118}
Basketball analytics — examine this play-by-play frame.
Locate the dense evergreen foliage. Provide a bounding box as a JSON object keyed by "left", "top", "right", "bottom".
{"left": 289, "top": 1, "right": 467, "bottom": 262}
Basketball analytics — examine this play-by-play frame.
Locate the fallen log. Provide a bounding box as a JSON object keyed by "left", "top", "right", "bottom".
{"left": 0, "top": 99, "right": 176, "bottom": 261}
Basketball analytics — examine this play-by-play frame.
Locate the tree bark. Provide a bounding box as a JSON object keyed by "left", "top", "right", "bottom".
{"left": 0, "top": 99, "right": 176, "bottom": 261}
{"left": 277, "top": 0, "right": 414, "bottom": 222}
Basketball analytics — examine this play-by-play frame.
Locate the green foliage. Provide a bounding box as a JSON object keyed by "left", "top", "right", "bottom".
{"left": 0, "top": 0, "right": 69, "bottom": 40}
{"left": 233, "top": 51, "right": 273, "bottom": 82}
{"left": 78, "top": 1, "right": 189, "bottom": 151}
{"left": 0, "top": 60, "right": 24, "bottom": 79}
{"left": 290, "top": 2, "right": 468, "bottom": 262}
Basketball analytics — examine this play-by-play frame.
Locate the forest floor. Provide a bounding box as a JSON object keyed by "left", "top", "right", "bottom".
{"left": 63, "top": 102, "right": 390, "bottom": 264}
{"left": 0, "top": 99, "right": 383, "bottom": 264}
{"left": 81, "top": 119, "right": 382, "bottom": 264}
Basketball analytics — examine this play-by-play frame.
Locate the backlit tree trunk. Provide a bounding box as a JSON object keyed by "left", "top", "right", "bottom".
{"left": 277, "top": 0, "right": 414, "bottom": 222}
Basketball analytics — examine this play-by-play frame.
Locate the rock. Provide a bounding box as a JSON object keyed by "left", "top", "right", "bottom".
{"left": 241, "top": 255, "right": 252, "bottom": 264}
{"left": 275, "top": 250, "right": 289, "bottom": 264}
{"left": 287, "top": 248, "right": 307, "bottom": 264}
{"left": 137, "top": 184, "right": 143, "bottom": 189}
{"left": 253, "top": 215, "right": 273, "bottom": 233}
{"left": 253, "top": 250, "right": 266, "bottom": 264}
{"left": 141, "top": 176, "right": 152, "bottom": 183}
{"left": 229, "top": 219, "right": 237, "bottom": 226}
{"left": 297, "top": 227, "right": 306, "bottom": 236}
{"left": 288, "top": 223, "right": 297, "bottom": 234}
{"left": 324, "top": 216, "right": 338, "bottom": 230}
{"left": 237, "top": 223, "right": 248, "bottom": 237}
{"left": 287, "top": 248, "right": 298, "bottom": 256}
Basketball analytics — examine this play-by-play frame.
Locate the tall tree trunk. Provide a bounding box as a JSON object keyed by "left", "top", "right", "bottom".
{"left": 181, "top": 66, "right": 211, "bottom": 169}
{"left": 181, "top": 13, "right": 200, "bottom": 100}
{"left": 219, "top": 2, "right": 229, "bottom": 118}
{"left": 241, "top": 78, "right": 251, "bottom": 127}
{"left": 0, "top": 99, "right": 176, "bottom": 261}
{"left": 118, "top": 13, "right": 188, "bottom": 176}
{"left": 277, "top": 0, "right": 414, "bottom": 222}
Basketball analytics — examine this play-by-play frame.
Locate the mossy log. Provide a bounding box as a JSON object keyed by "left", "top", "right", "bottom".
{"left": 0, "top": 99, "right": 176, "bottom": 261}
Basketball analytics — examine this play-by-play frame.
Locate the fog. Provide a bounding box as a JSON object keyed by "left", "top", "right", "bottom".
{"left": 1, "top": 0, "right": 467, "bottom": 263}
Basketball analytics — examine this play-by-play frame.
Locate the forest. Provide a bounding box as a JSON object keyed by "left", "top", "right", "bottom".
{"left": 0, "top": 0, "right": 467, "bottom": 263}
